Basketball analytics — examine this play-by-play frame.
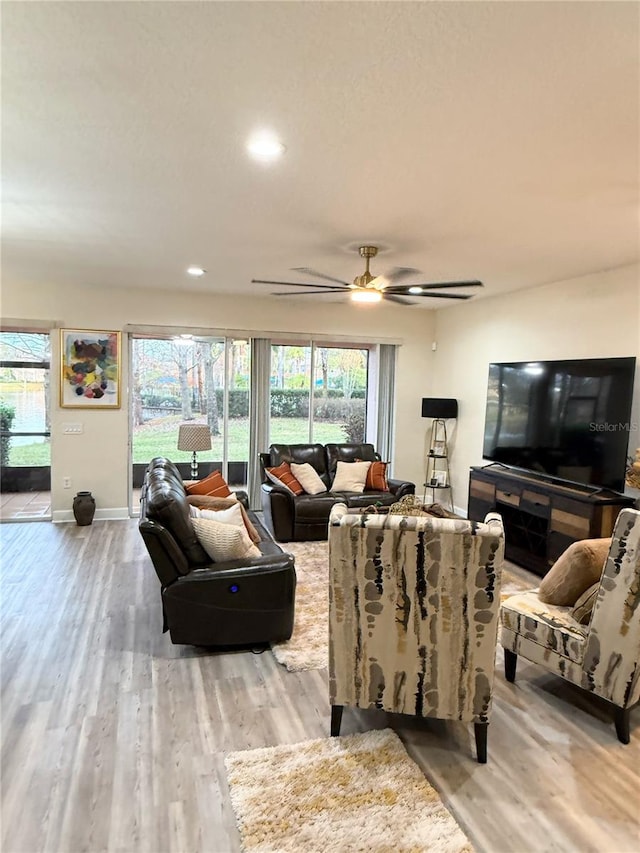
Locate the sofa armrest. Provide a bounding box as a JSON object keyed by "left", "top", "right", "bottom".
{"left": 182, "top": 551, "right": 295, "bottom": 581}
{"left": 387, "top": 478, "right": 416, "bottom": 499}
{"left": 261, "top": 482, "right": 295, "bottom": 541}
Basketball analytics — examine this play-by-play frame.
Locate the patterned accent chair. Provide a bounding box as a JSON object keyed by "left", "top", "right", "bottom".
{"left": 500, "top": 507, "right": 640, "bottom": 743}
{"left": 328, "top": 504, "right": 505, "bottom": 763}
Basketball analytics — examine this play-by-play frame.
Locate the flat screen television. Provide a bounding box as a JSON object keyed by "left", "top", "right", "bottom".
{"left": 482, "top": 357, "right": 636, "bottom": 492}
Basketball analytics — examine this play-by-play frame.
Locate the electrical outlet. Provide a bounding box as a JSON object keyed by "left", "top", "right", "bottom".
{"left": 63, "top": 477, "right": 71, "bottom": 489}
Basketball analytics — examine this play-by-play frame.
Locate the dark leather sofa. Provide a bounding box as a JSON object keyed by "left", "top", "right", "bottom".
{"left": 259, "top": 443, "right": 415, "bottom": 542}
{"left": 139, "top": 457, "right": 296, "bottom": 647}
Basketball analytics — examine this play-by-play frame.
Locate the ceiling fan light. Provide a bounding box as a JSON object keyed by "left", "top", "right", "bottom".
{"left": 351, "top": 289, "right": 382, "bottom": 303}
{"left": 408, "top": 286, "right": 423, "bottom": 294}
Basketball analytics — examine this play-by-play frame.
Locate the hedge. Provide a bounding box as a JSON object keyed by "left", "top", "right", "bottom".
{"left": 141, "top": 388, "right": 366, "bottom": 419}
{"left": 0, "top": 401, "right": 16, "bottom": 465}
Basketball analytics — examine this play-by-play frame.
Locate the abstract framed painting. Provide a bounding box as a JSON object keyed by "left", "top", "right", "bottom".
{"left": 60, "top": 329, "right": 121, "bottom": 408}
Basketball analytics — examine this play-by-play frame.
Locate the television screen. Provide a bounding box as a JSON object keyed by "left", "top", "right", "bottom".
{"left": 482, "top": 357, "right": 636, "bottom": 491}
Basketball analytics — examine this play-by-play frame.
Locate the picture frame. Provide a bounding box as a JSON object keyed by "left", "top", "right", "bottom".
{"left": 60, "top": 329, "right": 121, "bottom": 408}
{"left": 431, "top": 440, "right": 446, "bottom": 457}
{"left": 431, "top": 470, "right": 448, "bottom": 487}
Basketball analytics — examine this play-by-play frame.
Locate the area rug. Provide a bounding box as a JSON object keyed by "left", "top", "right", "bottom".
{"left": 271, "top": 540, "right": 532, "bottom": 673}
{"left": 270, "top": 541, "right": 330, "bottom": 672}
{"left": 224, "top": 728, "right": 472, "bottom": 853}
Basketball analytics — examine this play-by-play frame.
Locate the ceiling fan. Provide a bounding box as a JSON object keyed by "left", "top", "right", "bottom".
{"left": 251, "top": 246, "right": 483, "bottom": 305}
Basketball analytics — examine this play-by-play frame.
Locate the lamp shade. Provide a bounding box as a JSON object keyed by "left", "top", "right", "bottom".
{"left": 177, "top": 423, "right": 212, "bottom": 452}
{"left": 421, "top": 398, "right": 458, "bottom": 419}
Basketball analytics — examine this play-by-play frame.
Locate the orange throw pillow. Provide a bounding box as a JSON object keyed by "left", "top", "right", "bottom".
{"left": 265, "top": 462, "right": 304, "bottom": 496}
{"left": 185, "top": 470, "right": 232, "bottom": 498}
{"left": 363, "top": 460, "right": 389, "bottom": 491}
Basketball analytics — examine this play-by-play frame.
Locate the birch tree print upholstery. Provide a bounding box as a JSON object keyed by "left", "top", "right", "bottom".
{"left": 328, "top": 504, "right": 505, "bottom": 763}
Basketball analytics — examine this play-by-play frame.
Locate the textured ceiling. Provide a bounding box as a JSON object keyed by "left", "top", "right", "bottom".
{"left": 2, "top": 1, "right": 639, "bottom": 307}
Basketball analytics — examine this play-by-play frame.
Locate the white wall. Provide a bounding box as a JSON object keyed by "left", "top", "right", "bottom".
{"left": 432, "top": 264, "right": 640, "bottom": 512}
{"left": 1, "top": 281, "right": 436, "bottom": 517}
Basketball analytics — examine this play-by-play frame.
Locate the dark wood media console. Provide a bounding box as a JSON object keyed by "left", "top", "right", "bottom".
{"left": 468, "top": 465, "right": 635, "bottom": 577}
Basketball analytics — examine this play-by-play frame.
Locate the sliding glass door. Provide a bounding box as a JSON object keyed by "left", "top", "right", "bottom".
{"left": 0, "top": 331, "right": 51, "bottom": 521}
{"left": 131, "top": 333, "right": 380, "bottom": 512}
{"left": 129, "top": 335, "right": 250, "bottom": 513}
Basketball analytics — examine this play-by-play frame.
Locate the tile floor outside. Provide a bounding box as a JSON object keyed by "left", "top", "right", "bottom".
{"left": 0, "top": 490, "right": 143, "bottom": 522}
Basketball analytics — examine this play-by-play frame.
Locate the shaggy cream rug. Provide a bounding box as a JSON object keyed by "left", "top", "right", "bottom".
{"left": 225, "top": 728, "right": 472, "bottom": 853}
{"left": 271, "top": 540, "right": 532, "bottom": 673}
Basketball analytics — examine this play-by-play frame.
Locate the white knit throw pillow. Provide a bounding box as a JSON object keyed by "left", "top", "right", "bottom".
{"left": 191, "top": 517, "right": 261, "bottom": 562}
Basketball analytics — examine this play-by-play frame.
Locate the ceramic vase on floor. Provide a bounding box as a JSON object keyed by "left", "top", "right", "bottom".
{"left": 73, "top": 491, "right": 95, "bottom": 525}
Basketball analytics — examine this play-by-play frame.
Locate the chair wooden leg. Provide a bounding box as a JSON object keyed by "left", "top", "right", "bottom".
{"left": 330, "top": 704, "right": 343, "bottom": 737}
{"left": 614, "top": 707, "right": 630, "bottom": 744}
{"left": 504, "top": 649, "right": 517, "bottom": 683}
{"left": 474, "top": 722, "right": 488, "bottom": 764}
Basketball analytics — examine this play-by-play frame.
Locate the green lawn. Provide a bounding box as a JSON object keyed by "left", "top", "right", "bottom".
{"left": 7, "top": 442, "right": 51, "bottom": 466}
{"left": 5, "top": 416, "right": 350, "bottom": 466}
{"left": 135, "top": 416, "right": 348, "bottom": 463}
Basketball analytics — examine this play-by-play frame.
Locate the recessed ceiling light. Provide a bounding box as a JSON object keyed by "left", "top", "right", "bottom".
{"left": 187, "top": 266, "right": 206, "bottom": 277}
{"left": 408, "top": 286, "right": 423, "bottom": 294}
{"left": 246, "top": 131, "right": 286, "bottom": 163}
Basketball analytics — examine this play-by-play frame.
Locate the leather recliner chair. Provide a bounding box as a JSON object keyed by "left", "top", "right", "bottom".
{"left": 259, "top": 442, "right": 415, "bottom": 542}
{"left": 139, "top": 457, "right": 296, "bottom": 647}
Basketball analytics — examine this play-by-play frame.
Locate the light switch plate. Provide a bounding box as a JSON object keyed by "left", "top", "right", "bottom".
{"left": 63, "top": 423, "right": 83, "bottom": 434}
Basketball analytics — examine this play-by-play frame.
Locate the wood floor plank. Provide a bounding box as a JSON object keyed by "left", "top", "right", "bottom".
{"left": 1, "top": 519, "right": 638, "bottom": 853}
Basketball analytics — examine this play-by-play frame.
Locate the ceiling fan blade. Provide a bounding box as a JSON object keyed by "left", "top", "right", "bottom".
{"left": 291, "top": 267, "right": 351, "bottom": 286}
{"left": 409, "top": 292, "right": 474, "bottom": 300}
{"left": 370, "top": 268, "right": 420, "bottom": 290}
{"left": 252, "top": 279, "right": 347, "bottom": 290}
{"left": 386, "top": 280, "right": 483, "bottom": 293}
{"left": 382, "top": 293, "right": 415, "bottom": 305}
{"left": 271, "top": 288, "right": 349, "bottom": 296}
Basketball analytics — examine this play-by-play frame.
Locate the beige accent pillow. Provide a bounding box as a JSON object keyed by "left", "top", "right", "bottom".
{"left": 186, "top": 494, "right": 260, "bottom": 543}
{"left": 290, "top": 462, "right": 327, "bottom": 495}
{"left": 571, "top": 582, "right": 600, "bottom": 626}
{"left": 191, "top": 517, "right": 261, "bottom": 562}
{"left": 331, "top": 460, "right": 372, "bottom": 493}
{"left": 538, "top": 538, "right": 611, "bottom": 606}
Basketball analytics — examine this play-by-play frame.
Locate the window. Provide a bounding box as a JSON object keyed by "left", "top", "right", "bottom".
{"left": 0, "top": 331, "right": 51, "bottom": 468}
{"left": 269, "top": 342, "right": 369, "bottom": 446}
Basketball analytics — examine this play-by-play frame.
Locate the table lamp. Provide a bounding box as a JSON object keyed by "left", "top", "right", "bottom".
{"left": 177, "top": 423, "right": 212, "bottom": 479}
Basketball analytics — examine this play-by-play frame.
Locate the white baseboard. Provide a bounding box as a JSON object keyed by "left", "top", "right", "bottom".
{"left": 52, "top": 507, "right": 130, "bottom": 523}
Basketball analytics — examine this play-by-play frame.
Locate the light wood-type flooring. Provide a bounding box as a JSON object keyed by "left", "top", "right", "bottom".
{"left": 1, "top": 520, "right": 639, "bottom": 853}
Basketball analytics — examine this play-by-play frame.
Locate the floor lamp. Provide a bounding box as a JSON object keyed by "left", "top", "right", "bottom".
{"left": 177, "top": 423, "right": 212, "bottom": 480}
{"left": 421, "top": 397, "right": 458, "bottom": 508}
